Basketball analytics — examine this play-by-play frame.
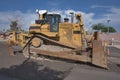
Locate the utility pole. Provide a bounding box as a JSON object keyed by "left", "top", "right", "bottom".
{"left": 107, "top": 16, "right": 111, "bottom": 34}
{"left": 106, "top": 15, "right": 111, "bottom": 52}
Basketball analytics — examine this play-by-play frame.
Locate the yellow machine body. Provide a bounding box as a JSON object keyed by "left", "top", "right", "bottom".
{"left": 29, "top": 12, "right": 86, "bottom": 48}
{"left": 7, "top": 10, "right": 107, "bottom": 69}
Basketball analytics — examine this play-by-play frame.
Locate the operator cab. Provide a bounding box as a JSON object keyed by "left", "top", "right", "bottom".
{"left": 34, "top": 10, "right": 61, "bottom": 32}
{"left": 46, "top": 14, "right": 60, "bottom": 32}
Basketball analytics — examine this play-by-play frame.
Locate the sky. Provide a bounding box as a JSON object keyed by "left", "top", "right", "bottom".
{"left": 0, "top": 0, "right": 120, "bottom": 33}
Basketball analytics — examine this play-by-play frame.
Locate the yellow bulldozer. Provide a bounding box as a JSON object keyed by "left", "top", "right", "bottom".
{"left": 7, "top": 10, "right": 107, "bottom": 69}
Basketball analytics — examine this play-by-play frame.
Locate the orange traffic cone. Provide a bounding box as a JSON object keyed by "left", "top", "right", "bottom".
{"left": 107, "top": 48, "right": 110, "bottom": 56}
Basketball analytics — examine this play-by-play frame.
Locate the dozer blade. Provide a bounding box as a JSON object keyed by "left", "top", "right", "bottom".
{"left": 92, "top": 40, "right": 108, "bottom": 69}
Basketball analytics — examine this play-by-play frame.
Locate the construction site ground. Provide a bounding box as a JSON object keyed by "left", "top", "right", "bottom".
{"left": 0, "top": 39, "right": 120, "bottom": 80}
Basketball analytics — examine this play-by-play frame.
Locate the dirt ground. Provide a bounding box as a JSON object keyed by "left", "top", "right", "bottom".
{"left": 0, "top": 40, "right": 120, "bottom": 80}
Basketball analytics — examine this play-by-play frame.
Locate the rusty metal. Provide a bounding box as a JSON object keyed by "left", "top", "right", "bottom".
{"left": 21, "top": 34, "right": 108, "bottom": 69}
{"left": 93, "top": 32, "right": 100, "bottom": 40}
{"left": 92, "top": 40, "right": 107, "bottom": 69}
{"left": 31, "top": 48, "right": 91, "bottom": 62}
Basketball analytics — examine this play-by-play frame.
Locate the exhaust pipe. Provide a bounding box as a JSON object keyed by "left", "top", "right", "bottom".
{"left": 70, "top": 12, "right": 74, "bottom": 23}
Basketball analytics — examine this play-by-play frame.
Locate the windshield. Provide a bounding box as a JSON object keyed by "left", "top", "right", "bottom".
{"left": 47, "top": 14, "right": 61, "bottom": 32}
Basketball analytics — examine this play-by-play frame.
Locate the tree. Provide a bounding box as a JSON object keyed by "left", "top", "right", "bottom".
{"left": 101, "top": 27, "right": 108, "bottom": 32}
{"left": 92, "top": 23, "right": 104, "bottom": 31}
{"left": 8, "top": 14, "right": 24, "bottom": 32}
{"left": 109, "top": 27, "right": 116, "bottom": 32}
{"left": 10, "top": 20, "right": 18, "bottom": 31}
{"left": 9, "top": 20, "right": 23, "bottom": 32}
{"left": 91, "top": 23, "right": 116, "bottom": 33}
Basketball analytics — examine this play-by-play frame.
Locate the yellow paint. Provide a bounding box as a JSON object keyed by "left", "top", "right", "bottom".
{"left": 9, "top": 12, "right": 87, "bottom": 48}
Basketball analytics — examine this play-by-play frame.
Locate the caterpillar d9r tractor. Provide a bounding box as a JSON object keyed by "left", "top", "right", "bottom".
{"left": 8, "top": 10, "right": 107, "bottom": 69}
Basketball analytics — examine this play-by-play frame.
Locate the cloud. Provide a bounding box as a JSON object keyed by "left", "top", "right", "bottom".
{"left": 48, "top": 0, "right": 60, "bottom": 7}
{"left": 48, "top": 2, "right": 59, "bottom": 6}
{"left": 0, "top": 10, "right": 95, "bottom": 31}
{"left": 0, "top": 8, "right": 120, "bottom": 32}
{"left": 0, "top": 11, "right": 37, "bottom": 31}
{"left": 49, "top": 9, "right": 95, "bottom": 31}
{"left": 110, "top": 7, "right": 120, "bottom": 14}
{"left": 91, "top": 5, "right": 113, "bottom": 8}
{"left": 91, "top": 6, "right": 120, "bottom": 32}
{"left": 103, "top": 7, "right": 120, "bottom": 26}
{"left": 49, "top": 9, "right": 120, "bottom": 32}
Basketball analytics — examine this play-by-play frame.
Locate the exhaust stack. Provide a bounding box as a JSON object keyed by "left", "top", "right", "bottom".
{"left": 70, "top": 12, "right": 74, "bottom": 23}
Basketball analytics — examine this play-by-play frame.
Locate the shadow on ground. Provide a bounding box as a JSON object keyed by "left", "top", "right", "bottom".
{"left": 117, "top": 64, "right": 120, "bottom": 68}
{"left": 0, "top": 58, "right": 70, "bottom": 80}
